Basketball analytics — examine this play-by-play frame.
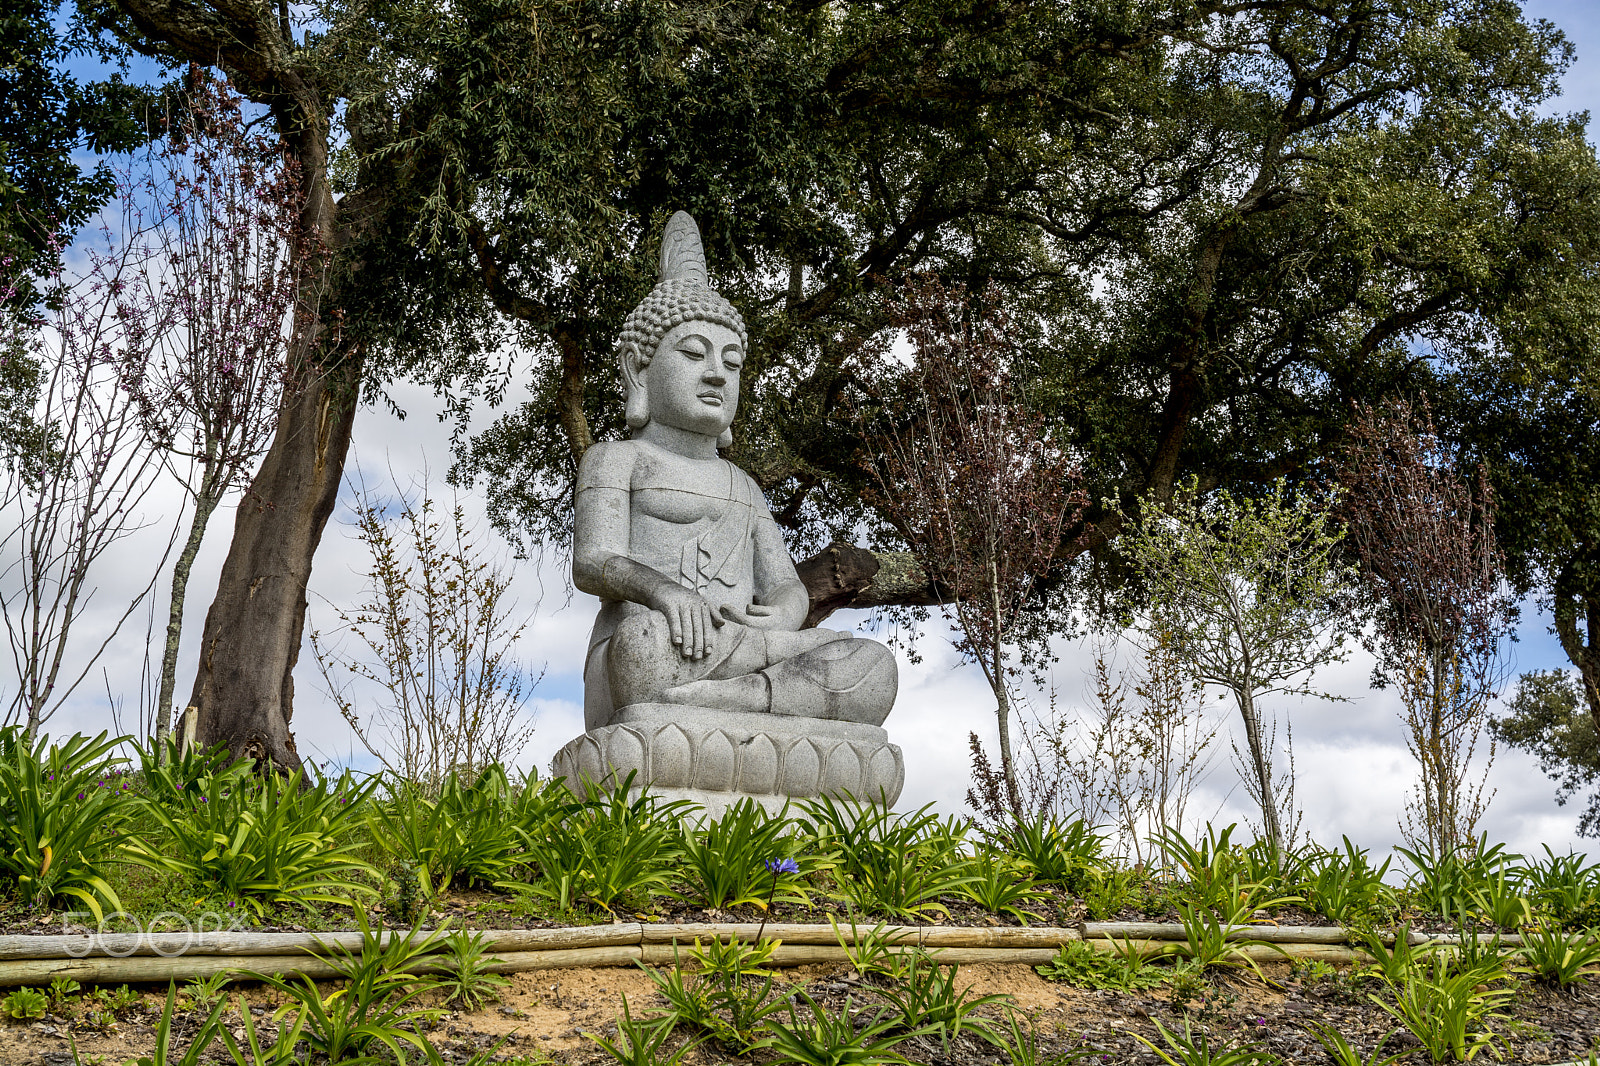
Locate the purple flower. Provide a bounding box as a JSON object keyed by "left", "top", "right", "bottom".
{"left": 764, "top": 858, "right": 800, "bottom": 875}
{"left": 77, "top": 792, "right": 86, "bottom": 800}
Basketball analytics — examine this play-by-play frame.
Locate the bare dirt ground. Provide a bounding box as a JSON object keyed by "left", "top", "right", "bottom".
{"left": 3, "top": 960, "right": 1596, "bottom": 1066}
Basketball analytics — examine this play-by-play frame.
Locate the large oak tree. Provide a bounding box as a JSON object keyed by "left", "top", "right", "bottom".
{"left": 82, "top": 0, "right": 1600, "bottom": 764}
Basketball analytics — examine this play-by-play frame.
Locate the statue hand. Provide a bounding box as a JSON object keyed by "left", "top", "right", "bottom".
{"left": 718, "top": 603, "right": 782, "bottom": 629}
{"left": 652, "top": 585, "right": 725, "bottom": 661}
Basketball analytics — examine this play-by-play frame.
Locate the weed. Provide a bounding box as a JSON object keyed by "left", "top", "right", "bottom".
{"left": 181, "top": 972, "right": 233, "bottom": 1012}
{"left": 3, "top": 986, "right": 47, "bottom": 1020}
{"left": 959, "top": 852, "right": 1046, "bottom": 924}
{"left": 754, "top": 991, "right": 928, "bottom": 1066}
{"left": 1134, "top": 1018, "right": 1283, "bottom": 1065}
{"left": 1035, "top": 938, "right": 1184, "bottom": 992}
{"left": 586, "top": 995, "right": 700, "bottom": 1066}
{"left": 873, "top": 952, "right": 1011, "bottom": 1048}
{"left": 436, "top": 929, "right": 511, "bottom": 1011}
{"left": 1081, "top": 865, "right": 1142, "bottom": 921}
{"left": 47, "top": 977, "right": 81, "bottom": 1010}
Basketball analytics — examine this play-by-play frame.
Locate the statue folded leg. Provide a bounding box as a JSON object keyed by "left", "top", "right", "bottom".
{"left": 604, "top": 609, "right": 897, "bottom": 726}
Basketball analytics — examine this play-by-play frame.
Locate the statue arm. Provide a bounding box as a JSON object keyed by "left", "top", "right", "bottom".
{"left": 745, "top": 501, "right": 809, "bottom": 632}
{"left": 573, "top": 442, "right": 723, "bottom": 659}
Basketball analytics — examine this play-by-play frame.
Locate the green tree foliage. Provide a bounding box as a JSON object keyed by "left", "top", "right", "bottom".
{"left": 85, "top": 0, "right": 1600, "bottom": 758}
{"left": 1, "top": 1, "right": 152, "bottom": 290}
{"left": 1492, "top": 670, "right": 1600, "bottom": 837}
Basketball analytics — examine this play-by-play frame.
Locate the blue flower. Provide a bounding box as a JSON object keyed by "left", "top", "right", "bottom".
{"left": 764, "top": 858, "right": 800, "bottom": 875}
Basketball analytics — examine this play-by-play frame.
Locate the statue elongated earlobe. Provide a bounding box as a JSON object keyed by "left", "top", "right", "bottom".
{"left": 620, "top": 343, "right": 650, "bottom": 431}
{"left": 716, "top": 428, "right": 733, "bottom": 449}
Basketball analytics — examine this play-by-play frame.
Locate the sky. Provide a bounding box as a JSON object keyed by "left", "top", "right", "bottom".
{"left": 15, "top": 0, "right": 1600, "bottom": 866}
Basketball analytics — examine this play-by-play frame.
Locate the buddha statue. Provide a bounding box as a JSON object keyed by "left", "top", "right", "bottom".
{"left": 551, "top": 212, "right": 903, "bottom": 812}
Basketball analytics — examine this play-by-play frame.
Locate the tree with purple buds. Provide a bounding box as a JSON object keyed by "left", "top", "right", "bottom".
{"left": 114, "top": 68, "right": 301, "bottom": 755}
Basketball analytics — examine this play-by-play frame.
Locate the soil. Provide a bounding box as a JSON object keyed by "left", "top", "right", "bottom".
{"left": 3, "top": 957, "right": 1596, "bottom": 1065}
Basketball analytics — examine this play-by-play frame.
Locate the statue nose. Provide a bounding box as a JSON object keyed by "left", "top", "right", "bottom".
{"left": 703, "top": 365, "right": 727, "bottom": 385}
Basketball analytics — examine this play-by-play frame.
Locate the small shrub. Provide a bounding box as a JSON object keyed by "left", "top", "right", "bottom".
{"left": 798, "top": 794, "right": 977, "bottom": 920}
{"left": 958, "top": 852, "right": 1046, "bottom": 924}
{"left": 673, "top": 798, "right": 809, "bottom": 911}
{"left": 248, "top": 909, "right": 445, "bottom": 1062}
{"left": 989, "top": 812, "right": 1105, "bottom": 892}
{"left": 754, "top": 991, "right": 928, "bottom": 1066}
{"left": 1299, "top": 837, "right": 1396, "bottom": 923}
{"left": 125, "top": 764, "right": 379, "bottom": 914}
{"left": 510, "top": 774, "right": 687, "bottom": 912}
{"left": 1370, "top": 950, "right": 1514, "bottom": 1063}
{"left": 367, "top": 764, "right": 526, "bottom": 899}
{"left": 1512, "top": 925, "right": 1600, "bottom": 988}
{"left": 873, "top": 952, "right": 1011, "bottom": 1049}
{"left": 0, "top": 728, "right": 138, "bottom": 920}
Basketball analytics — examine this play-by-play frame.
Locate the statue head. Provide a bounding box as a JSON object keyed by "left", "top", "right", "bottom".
{"left": 617, "top": 212, "right": 747, "bottom": 449}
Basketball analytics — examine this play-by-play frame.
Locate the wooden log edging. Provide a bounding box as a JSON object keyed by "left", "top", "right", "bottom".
{"left": 0, "top": 922, "right": 1529, "bottom": 986}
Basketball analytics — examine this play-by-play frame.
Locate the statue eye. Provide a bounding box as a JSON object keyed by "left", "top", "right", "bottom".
{"left": 676, "top": 337, "right": 710, "bottom": 360}
{"left": 723, "top": 347, "right": 744, "bottom": 371}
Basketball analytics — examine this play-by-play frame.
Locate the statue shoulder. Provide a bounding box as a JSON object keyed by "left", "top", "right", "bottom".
{"left": 576, "top": 439, "right": 641, "bottom": 492}
{"left": 729, "top": 462, "right": 777, "bottom": 519}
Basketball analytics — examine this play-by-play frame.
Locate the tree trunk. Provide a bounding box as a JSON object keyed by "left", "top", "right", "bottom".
{"left": 1552, "top": 577, "right": 1600, "bottom": 737}
{"left": 796, "top": 542, "right": 941, "bottom": 627}
{"left": 153, "top": 480, "right": 220, "bottom": 755}
{"left": 187, "top": 357, "right": 361, "bottom": 767}
{"left": 1236, "top": 686, "right": 1283, "bottom": 857}
{"left": 185, "top": 75, "right": 355, "bottom": 768}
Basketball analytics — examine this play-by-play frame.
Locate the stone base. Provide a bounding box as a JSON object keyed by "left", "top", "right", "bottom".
{"left": 550, "top": 703, "right": 904, "bottom": 819}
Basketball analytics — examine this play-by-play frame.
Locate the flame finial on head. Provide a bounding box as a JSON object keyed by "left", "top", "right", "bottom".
{"left": 658, "top": 211, "right": 708, "bottom": 286}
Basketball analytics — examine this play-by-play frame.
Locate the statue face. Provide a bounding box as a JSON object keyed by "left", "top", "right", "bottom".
{"left": 644, "top": 320, "right": 743, "bottom": 438}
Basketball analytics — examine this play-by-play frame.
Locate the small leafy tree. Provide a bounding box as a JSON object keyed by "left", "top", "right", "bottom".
{"left": 1336, "top": 400, "right": 1514, "bottom": 857}
{"left": 1117, "top": 479, "right": 1354, "bottom": 859}
{"left": 312, "top": 471, "right": 539, "bottom": 794}
{"left": 116, "top": 67, "right": 302, "bottom": 753}
{"left": 858, "top": 277, "right": 1090, "bottom": 815}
